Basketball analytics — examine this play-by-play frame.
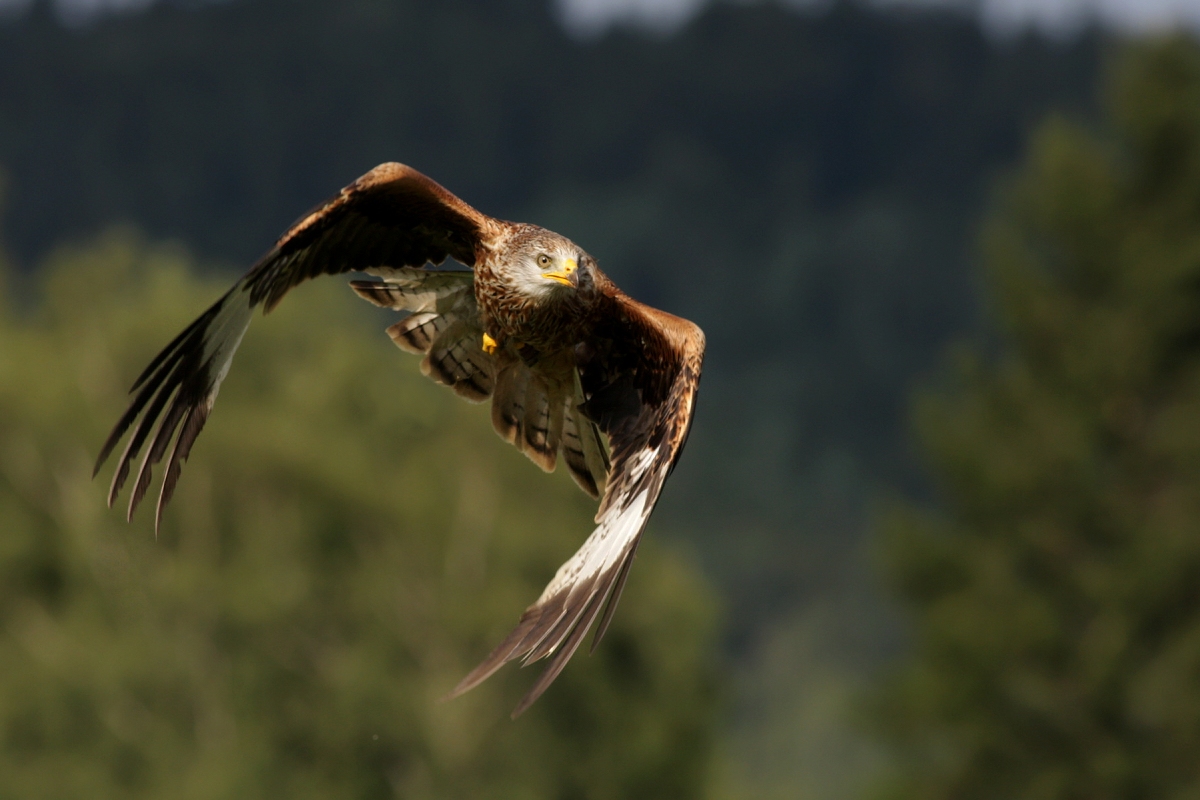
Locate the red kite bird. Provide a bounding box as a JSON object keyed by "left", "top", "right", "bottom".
{"left": 94, "top": 163, "right": 705, "bottom": 717}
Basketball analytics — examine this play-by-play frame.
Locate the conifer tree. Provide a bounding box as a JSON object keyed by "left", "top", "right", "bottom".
{"left": 875, "top": 37, "right": 1200, "bottom": 799}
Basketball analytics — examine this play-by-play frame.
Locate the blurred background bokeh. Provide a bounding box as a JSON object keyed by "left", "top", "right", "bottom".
{"left": 4, "top": 0, "right": 1200, "bottom": 797}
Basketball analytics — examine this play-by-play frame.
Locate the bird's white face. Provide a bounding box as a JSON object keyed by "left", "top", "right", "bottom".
{"left": 510, "top": 237, "right": 583, "bottom": 299}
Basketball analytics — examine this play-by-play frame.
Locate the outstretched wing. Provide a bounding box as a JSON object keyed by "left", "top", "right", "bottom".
{"left": 446, "top": 294, "right": 705, "bottom": 717}
{"left": 94, "top": 163, "right": 501, "bottom": 532}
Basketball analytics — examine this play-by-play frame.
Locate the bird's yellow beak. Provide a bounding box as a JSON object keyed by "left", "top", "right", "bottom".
{"left": 542, "top": 258, "right": 577, "bottom": 286}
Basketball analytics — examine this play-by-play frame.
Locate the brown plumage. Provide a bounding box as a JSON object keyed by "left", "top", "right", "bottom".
{"left": 94, "top": 163, "right": 705, "bottom": 717}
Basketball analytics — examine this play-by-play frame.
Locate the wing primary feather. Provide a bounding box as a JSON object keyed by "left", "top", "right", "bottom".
{"left": 518, "top": 591, "right": 585, "bottom": 665}
{"left": 443, "top": 614, "right": 543, "bottom": 700}
{"left": 98, "top": 283, "right": 252, "bottom": 519}
{"left": 444, "top": 480, "right": 656, "bottom": 714}
{"left": 94, "top": 330, "right": 194, "bottom": 478}
{"left": 106, "top": 358, "right": 187, "bottom": 506}
{"left": 127, "top": 300, "right": 220, "bottom": 392}
{"left": 590, "top": 538, "right": 641, "bottom": 654}
{"left": 106, "top": 425, "right": 140, "bottom": 507}
{"left": 510, "top": 585, "right": 610, "bottom": 719}
{"left": 126, "top": 387, "right": 190, "bottom": 522}
{"left": 94, "top": 287, "right": 237, "bottom": 478}
{"left": 155, "top": 402, "right": 210, "bottom": 535}
{"left": 154, "top": 406, "right": 192, "bottom": 533}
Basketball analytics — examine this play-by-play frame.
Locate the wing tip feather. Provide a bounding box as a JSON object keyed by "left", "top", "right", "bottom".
{"left": 442, "top": 615, "right": 540, "bottom": 702}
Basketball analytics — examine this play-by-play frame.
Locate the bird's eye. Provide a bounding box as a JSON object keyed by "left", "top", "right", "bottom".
{"left": 537, "top": 254, "right": 552, "bottom": 267}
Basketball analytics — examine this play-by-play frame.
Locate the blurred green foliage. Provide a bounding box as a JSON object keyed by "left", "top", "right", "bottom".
{"left": 0, "top": 232, "right": 718, "bottom": 798}
{"left": 874, "top": 36, "right": 1200, "bottom": 799}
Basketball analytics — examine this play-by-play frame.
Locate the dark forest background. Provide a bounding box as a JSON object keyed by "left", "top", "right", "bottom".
{"left": 9, "top": 0, "right": 1188, "bottom": 797}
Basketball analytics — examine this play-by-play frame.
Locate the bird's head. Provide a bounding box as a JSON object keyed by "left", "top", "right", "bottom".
{"left": 508, "top": 228, "right": 599, "bottom": 300}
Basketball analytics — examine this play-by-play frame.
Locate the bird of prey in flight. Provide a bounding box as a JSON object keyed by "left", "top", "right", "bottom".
{"left": 94, "top": 163, "right": 705, "bottom": 717}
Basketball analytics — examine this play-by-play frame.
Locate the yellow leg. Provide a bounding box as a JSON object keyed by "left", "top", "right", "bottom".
{"left": 482, "top": 332, "right": 498, "bottom": 355}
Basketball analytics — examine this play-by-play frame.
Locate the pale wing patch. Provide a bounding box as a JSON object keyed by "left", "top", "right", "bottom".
{"left": 536, "top": 448, "right": 656, "bottom": 605}
{"left": 444, "top": 446, "right": 665, "bottom": 717}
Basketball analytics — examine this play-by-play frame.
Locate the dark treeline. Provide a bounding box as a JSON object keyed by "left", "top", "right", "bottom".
{"left": 1, "top": 0, "right": 1100, "bottom": 267}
